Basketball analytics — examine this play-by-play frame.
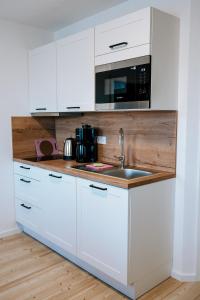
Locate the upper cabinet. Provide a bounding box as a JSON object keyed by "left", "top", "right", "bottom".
{"left": 95, "top": 7, "right": 179, "bottom": 110}
{"left": 95, "top": 7, "right": 151, "bottom": 65}
{"left": 29, "top": 7, "right": 179, "bottom": 112}
{"left": 29, "top": 42, "right": 57, "bottom": 113}
{"left": 57, "top": 29, "right": 95, "bottom": 112}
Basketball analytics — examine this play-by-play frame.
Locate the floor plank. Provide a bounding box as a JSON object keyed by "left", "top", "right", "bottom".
{"left": 0, "top": 233, "right": 200, "bottom": 300}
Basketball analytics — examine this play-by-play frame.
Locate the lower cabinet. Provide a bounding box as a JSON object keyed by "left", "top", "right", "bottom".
{"left": 42, "top": 171, "right": 76, "bottom": 255}
{"left": 14, "top": 163, "right": 77, "bottom": 256}
{"left": 14, "top": 162, "right": 174, "bottom": 298}
{"left": 76, "top": 178, "right": 129, "bottom": 284}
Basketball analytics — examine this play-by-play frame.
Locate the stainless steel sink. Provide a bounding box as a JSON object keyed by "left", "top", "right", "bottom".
{"left": 101, "top": 168, "right": 152, "bottom": 179}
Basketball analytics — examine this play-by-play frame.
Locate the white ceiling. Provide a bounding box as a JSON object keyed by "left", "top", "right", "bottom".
{"left": 0, "top": 0, "right": 127, "bottom": 31}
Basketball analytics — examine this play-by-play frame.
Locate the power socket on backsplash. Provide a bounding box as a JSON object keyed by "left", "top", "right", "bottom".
{"left": 97, "top": 136, "right": 107, "bottom": 145}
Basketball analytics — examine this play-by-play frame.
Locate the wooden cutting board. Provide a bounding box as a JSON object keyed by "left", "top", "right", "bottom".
{"left": 34, "top": 138, "right": 59, "bottom": 157}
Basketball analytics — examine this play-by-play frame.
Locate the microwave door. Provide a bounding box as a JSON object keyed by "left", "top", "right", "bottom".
{"left": 96, "top": 68, "right": 129, "bottom": 104}
{"left": 95, "top": 56, "right": 151, "bottom": 110}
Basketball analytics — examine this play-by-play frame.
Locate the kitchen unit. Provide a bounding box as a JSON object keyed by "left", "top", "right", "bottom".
{"left": 14, "top": 158, "right": 175, "bottom": 299}
{"left": 12, "top": 110, "right": 177, "bottom": 299}
{"left": 29, "top": 7, "right": 179, "bottom": 114}
{"left": 13, "top": 5, "right": 179, "bottom": 299}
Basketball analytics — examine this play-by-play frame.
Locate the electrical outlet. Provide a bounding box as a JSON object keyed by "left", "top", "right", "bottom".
{"left": 97, "top": 136, "right": 107, "bottom": 145}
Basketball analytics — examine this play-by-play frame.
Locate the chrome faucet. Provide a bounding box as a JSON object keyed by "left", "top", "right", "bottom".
{"left": 115, "top": 128, "right": 125, "bottom": 169}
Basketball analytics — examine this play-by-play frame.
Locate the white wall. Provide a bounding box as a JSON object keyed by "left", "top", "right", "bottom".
{"left": 181, "top": 0, "right": 200, "bottom": 279}
{"left": 55, "top": 0, "right": 200, "bottom": 281}
{"left": 0, "top": 19, "right": 53, "bottom": 237}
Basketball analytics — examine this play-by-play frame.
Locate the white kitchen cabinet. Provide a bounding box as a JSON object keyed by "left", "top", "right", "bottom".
{"left": 13, "top": 161, "right": 175, "bottom": 299}
{"left": 76, "top": 177, "right": 174, "bottom": 296}
{"left": 29, "top": 42, "right": 57, "bottom": 113}
{"left": 77, "top": 178, "right": 129, "bottom": 284}
{"left": 95, "top": 7, "right": 151, "bottom": 59}
{"left": 42, "top": 171, "right": 77, "bottom": 255}
{"left": 28, "top": 6, "right": 179, "bottom": 112}
{"left": 14, "top": 163, "right": 77, "bottom": 256}
{"left": 57, "top": 29, "right": 95, "bottom": 112}
{"left": 95, "top": 7, "right": 179, "bottom": 110}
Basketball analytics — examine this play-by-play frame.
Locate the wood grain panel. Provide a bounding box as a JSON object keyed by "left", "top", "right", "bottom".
{"left": 55, "top": 111, "right": 177, "bottom": 172}
{"left": 12, "top": 111, "right": 177, "bottom": 172}
{"left": 1, "top": 234, "right": 200, "bottom": 300}
{"left": 12, "top": 117, "right": 56, "bottom": 158}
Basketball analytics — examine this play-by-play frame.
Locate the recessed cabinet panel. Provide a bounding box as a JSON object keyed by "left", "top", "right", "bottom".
{"left": 77, "top": 178, "right": 128, "bottom": 284}
{"left": 15, "top": 175, "right": 42, "bottom": 206}
{"left": 95, "top": 8, "right": 151, "bottom": 57}
{"left": 42, "top": 172, "right": 77, "bottom": 255}
{"left": 29, "top": 42, "right": 57, "bottom": 113}
{"left": 57, "top": 29, "right": 95, "bottom": 112}
{"left": 16, "top": 199, "right": 43, "bottom": 234}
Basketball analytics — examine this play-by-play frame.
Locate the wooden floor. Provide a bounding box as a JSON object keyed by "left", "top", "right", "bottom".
{"left": 0, "top": 234, "right": 200, "bottom": 300}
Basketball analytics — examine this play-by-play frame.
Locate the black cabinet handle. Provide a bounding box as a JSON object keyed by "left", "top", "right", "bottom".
{"left": 49, "top": 174, "right": 62, "bottom": 179}
{"left": 20, "top": 178, "right": 31, "bottom": 183}
{"left": 21, "top": 203, "right": 31, "bottom": 210}
{"left": 89, "top": 184, "right": 107, "bottom": 191}
{"left": 35, "top": 108, "right": 47, "bottom": 111}
{"left": 66, "top": 106, "right": 80, "bottom": 109}
{"left": 109, "top": 42, "right": 128, "bottom": 49}
{"left": 20, "top": 166, "right": 30, "bottom": 170}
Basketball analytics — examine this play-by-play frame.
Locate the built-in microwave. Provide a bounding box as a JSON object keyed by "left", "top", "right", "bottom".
{"left": 95, "top": 55, "right": 151, "bottom": 110}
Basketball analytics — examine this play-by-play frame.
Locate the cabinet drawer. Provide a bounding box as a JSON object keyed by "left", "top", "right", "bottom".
{"left": 16, "top": 199, "right": 43, "bottom": 233}
{"left": 14, "top": 175, "right": 42, "bottom": 206}
{"left": 45, "top": 170, "right": 76, "bottom": 184}
{"left": 95, "top": 8, "right": 151, "bottom": 57}
{"left": 14, "top": 162, "right": 42, "bottom": 180}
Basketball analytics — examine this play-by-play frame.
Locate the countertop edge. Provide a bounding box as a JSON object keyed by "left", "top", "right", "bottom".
{"left": 13, "top": 158, "right": 176, "bottom": 189}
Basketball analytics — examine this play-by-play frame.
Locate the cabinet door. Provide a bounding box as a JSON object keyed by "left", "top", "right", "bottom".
{"left": 29, "top": 42, "right": 57, "bottom": 113}
{"left": 57, "top": 29, "right": 95, "bottom": 112}
{"left": 77, "top": 178, "right": 128, "bottom": 284}
{"left": 95, "top": 8, "right": 151, "bottom": 57}
{"left": 43, "top": 171, "right": 76, "bottom": 255}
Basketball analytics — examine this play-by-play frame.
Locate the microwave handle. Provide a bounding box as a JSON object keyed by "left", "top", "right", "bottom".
{"left": 109, "top": 42, "right": 128, "bottom": 50}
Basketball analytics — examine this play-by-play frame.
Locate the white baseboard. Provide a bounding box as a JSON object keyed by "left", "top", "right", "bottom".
{"left": 0, "top": 226, "right": 21, "bottom": 238}
{"left": 171, "top": 270, "right": 199, "bottom": 282}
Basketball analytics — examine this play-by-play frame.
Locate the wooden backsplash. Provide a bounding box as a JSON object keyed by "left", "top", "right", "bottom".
{"left": 12, "top": 112, "right": 177, "bottom": 172}
{"left": 55, "top": 111, "right": 177, "bottom": 172}
{"left": 12, "top": 117, "right": 55, "bottom": 158}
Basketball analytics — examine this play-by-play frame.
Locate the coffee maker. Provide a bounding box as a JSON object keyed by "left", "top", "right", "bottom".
{"left": 76, "top": 124, "right": 97, "bottom": 163}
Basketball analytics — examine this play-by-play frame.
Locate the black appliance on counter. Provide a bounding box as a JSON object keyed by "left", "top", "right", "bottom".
{"left": 76, "top": 124, "right": 98, "bottom": 163}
